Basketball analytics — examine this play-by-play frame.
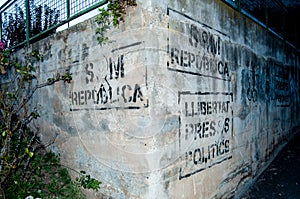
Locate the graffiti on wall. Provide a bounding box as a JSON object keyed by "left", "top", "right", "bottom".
{"left": 245, "top": 62, "right": 260, "bottom": 102}
{"left": 178, "top": 92, "right": 233, "bottom": 180}
{"left": 272, "top": 63, "right": 290, "bottom": 107}
{"left": 167, "top": 8, "right": 231, "bottom": 81}
{"left": 69, "top": 42, "right": 149, "bottom": 111}
{"left": 167, "top": 8, "right": 233, "bottom": 179}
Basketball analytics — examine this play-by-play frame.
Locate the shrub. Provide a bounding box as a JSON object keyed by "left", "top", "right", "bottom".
{"left": 0, "top": 43, "right": 100, "bottom": 198}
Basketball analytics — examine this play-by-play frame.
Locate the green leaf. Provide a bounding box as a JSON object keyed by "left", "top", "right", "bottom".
{"left": 28, "top": 152, "right": 34, "bottom": 157}
{"left": 31, "top": 111, "right": 40, "bottom": 119}
{"left": 6, "top": 92, "right": 17, "bottom": 99}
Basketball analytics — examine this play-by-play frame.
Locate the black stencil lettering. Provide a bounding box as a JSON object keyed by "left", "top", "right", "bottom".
{"left": 85, "top": 63, "right": 94, "bottom": 84}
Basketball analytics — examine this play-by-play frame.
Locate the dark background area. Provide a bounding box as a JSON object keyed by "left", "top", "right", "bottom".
{"left": 283, "top": 1, "right": 300, "bottom": 49}
{"left": 227, "top": 0, "right": 300, "bottom": 50}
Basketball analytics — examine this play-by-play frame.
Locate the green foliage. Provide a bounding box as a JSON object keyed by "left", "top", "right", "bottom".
{"left": 4, "top": 150, "right": 86, "bottom": 199}
{"left": 2, "top": 0, "right": 60, "bottom": 48}
{"left": 0, "top": 44, "right": 100, "bottom": 198}
{"left": 96, "top": 0, "right": 137, "bottom": 45}
{"left": 76, "top": 171, "right": 102, "bottom": 191}
{"left": 29, "top": 0, "right": 60, "bottom": 37}
{"left": 2, "top": 5, "right": 26, "bottom": 47}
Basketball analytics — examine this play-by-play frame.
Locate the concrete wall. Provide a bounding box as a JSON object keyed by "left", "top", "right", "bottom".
{"left": 12, "top": 0, "right": 300, "bottom": 198}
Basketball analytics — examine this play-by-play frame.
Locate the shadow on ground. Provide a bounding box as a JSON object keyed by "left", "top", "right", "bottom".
{"left": 242, "top": 132, "right": 300, "bottom": 199}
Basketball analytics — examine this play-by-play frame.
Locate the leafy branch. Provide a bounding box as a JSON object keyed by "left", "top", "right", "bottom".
{"left": 76, "top": 170, "right": 101, "bottom": 191}
{"left": 96, "top": 0, "right": 137, "bottom": 45}
{"left": 0, "top": 43, "right": 100, "bottom": 198}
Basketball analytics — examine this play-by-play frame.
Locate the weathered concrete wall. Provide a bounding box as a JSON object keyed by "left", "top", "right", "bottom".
{"left": 12, "top": 0, "right": 300, "bottom": 198}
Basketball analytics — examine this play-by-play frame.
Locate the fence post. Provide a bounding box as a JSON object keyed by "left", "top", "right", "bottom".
{"left": 264, "top": 0, "right": 268, "bottom": 28}
{"left": 236, "top": 0, "right": 241, "bottom": 12}
{"left": 66, "top": 0, "right": 70, "bottom": 27}
{"left": 25, "top": 0, "right": 30, "bottom": 45}
{"left": 0, "top": 12, "right": 2, "bottom": 42}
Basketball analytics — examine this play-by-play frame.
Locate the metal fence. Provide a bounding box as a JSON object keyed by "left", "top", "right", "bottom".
{"left": 224, "top": 0, "right": 299, "bottom": 49}
{"left": 0, "top": 0, "right": 108, "bottom": 48}
{"left": 1, "top": 0, "right": 298, "bottom": 50}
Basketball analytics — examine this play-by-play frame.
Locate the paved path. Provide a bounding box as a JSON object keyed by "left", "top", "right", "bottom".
{"left": 241, "top": 132, "right": 300, "bottom": 199}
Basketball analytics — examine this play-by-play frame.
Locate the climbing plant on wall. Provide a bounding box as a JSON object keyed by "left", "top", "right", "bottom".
{"left": 0, "top": 42, "right": 101, "bottom": 198}
{"left": 96, "top": 0, "right": 137, "bottom": 45}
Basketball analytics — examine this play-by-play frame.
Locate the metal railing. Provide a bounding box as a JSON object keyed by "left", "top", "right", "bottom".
{"left": 0, "top": 0, "right": 108, "bottom": 49}
{"left": 224, "top": 0, "right": 299, "bottom": 50}
{"left": 1, "top": 0, "right": 298, "bottom": 50}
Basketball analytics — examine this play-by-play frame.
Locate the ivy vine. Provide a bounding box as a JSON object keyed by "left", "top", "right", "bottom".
{"left": 96, "top": 0, "right": 137, "bottom": 45}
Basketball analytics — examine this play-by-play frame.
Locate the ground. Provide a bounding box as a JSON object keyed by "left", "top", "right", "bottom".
{"left": 242, "top": 131, "right": 300, "bottom": 198}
